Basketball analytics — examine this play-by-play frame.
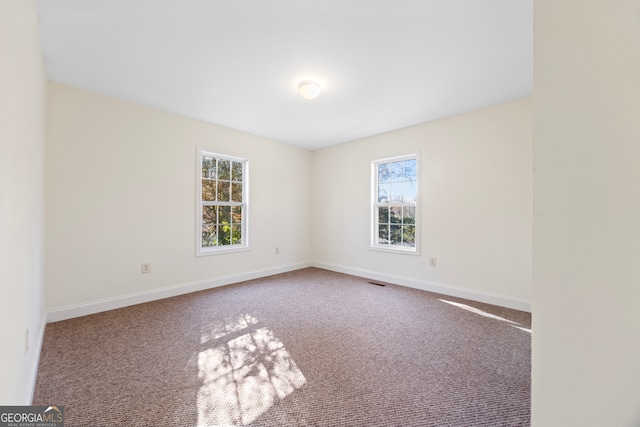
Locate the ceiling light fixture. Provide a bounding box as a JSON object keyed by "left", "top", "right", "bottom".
{"left": 298, "top": 80, "right": 321, "bottom": 100}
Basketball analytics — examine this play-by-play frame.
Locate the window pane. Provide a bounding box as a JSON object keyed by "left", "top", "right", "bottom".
{"left": 389, "top": 161, "right": 403, "bottom": 182}
{"left": 378, "top": 225, "right": 389, "bottom": 244}
{"left": 404, "top": 159, "right": 417, "bottom": 179}
{"left": 403, "top": 181, "right": 417, "bottom": 202}
{"left": 202, "top": 157, "right": 216, "bottom": 179}
{"left": 378, "top": 163, "right": 390, "bottom": 183}
{"left": 390, "top": 225, "right": 402, "bottom": 245}
{"left": 378, "top": 183, "right": 390, "bottom": 202}
{"left": 378, "top": 206, "right": 389, "bottom": 224}
{"left": 219, "top": 206, "right": 231, "bottom": 224}
{"left": 218, "top": 160, "right": 230, "bottom": 180}
{"left": 231, "top": 224, "right": 242, "bottom": 244}
{"left": 202, "top": 225, "right": 217, "bottom": 247}
{"left": 202, "top": 180, "right": 216, "bottom": 201}
{"left": 203, "top": 206, "right": 217, "bottom": 225}
{"left": 231, "top": 182, "right": 242, "bottom": 203}
{"left": 390, "top": 206, "right": 402, "bottom": 223}
{"left": 403, "top": 206, "right": 415, "bottom": 224}
{"left": 231, "top": 206, "right": 242, "bottom": 224}
{"left": 403, "top": 225, "right": 416, "bottom": 247}
{"left": 390, "top": 182, "right": 403, "bottom": 202}
{"left": 217, "top": 181, "right": 230, "bottom": 202}
{"left": 219, "top": 223, "right": 231, "bottom": 245}
{"left": 232, "top": 162, "right": 243, "bottom": 182}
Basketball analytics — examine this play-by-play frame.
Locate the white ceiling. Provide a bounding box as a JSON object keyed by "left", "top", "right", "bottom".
{"left": 35, "top": 0, "right": 532, "bottom": 151}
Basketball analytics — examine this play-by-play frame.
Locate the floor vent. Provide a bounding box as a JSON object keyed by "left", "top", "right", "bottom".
{"left": 368, "top": 281, "right": 386, "bottom": 287}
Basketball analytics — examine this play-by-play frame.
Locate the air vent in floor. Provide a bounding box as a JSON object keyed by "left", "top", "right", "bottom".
{"left": 368, "top": 281, "right": 386, "bottom": 287}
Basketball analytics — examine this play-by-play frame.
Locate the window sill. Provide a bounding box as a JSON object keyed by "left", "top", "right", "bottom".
{"left": 369, "top": 245, "right": 420, "bottom": 256}
{"left": 196, "top": 246, "right": 250, "bottom": 257}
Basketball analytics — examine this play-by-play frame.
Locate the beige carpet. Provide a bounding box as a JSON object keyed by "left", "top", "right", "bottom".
{"left": 33, "top": 268, "right": 531, "bottom": 426}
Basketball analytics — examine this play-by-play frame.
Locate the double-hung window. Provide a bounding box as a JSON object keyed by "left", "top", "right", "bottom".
{"left": 197, "top": 149, "right": 248, "bottom": 255}
{"left": 371, "top": 154, "right": 418, "bottom": 253}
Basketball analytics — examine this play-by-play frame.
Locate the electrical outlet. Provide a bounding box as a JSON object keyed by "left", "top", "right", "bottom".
{"left": 429, "top": 257, "right": 437, "bottom": 267}
{"left": 141, "top": 263, "right": 151, "bottom": 274}
{"left": 25, "top": 328, "right": 29, "bottom": 356}
{"left": 275, "top": 247, "right": 280, "bottom": 255}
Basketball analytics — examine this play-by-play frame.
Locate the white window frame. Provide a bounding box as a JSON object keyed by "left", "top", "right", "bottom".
{"left": 196, "top": 147, "right": 249, "bottom": 256}
{"left": 370, "top": 153, "right": 420, "bottom": 255}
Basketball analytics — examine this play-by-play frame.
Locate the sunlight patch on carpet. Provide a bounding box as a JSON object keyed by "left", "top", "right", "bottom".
{"left": 197, "top": 315, "right": 306, "bottom": 426}
{"left": 439, "top": 299, "right": 519, "bottom": 324}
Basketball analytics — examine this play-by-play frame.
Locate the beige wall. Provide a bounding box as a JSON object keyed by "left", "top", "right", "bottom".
{"left": 532, "top": 0, "right": 640, "bottom": 425}
{"left": 45, "top": 82, "right": 532, "bottom": 316}
{"left": 312, "top": 98, "right": 532, "bottom": 309}
{"left": 46, "top": 82, "right": 312, "bottom": 313}
{"left": 0, "top": 0, "right": 47, "bottom": 404}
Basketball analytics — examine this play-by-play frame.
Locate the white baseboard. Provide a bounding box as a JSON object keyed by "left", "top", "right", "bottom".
{"left": 27, "top": 315, "right": 47, "bottom": 404}
{"left": 311, "top": 261, "right": 532, "bottom": 313}
{"left": 46, "top": 262, "right": 312, "bottom": 323}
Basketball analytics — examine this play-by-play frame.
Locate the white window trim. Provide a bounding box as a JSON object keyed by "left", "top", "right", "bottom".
{"left": 196, "top": 147, "right": 250, "bottom": 256}
{"left": 370, "top": 153, "right": 420, "bottom": 256}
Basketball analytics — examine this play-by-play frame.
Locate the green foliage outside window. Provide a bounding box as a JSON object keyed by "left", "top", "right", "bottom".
{"left": 201, "top": 155, "right": 245, "bottom": 248}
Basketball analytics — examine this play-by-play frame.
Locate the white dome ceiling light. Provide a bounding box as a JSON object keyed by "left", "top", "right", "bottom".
{"left": 298, "top": 80, "right": 321, "bottom": 100}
